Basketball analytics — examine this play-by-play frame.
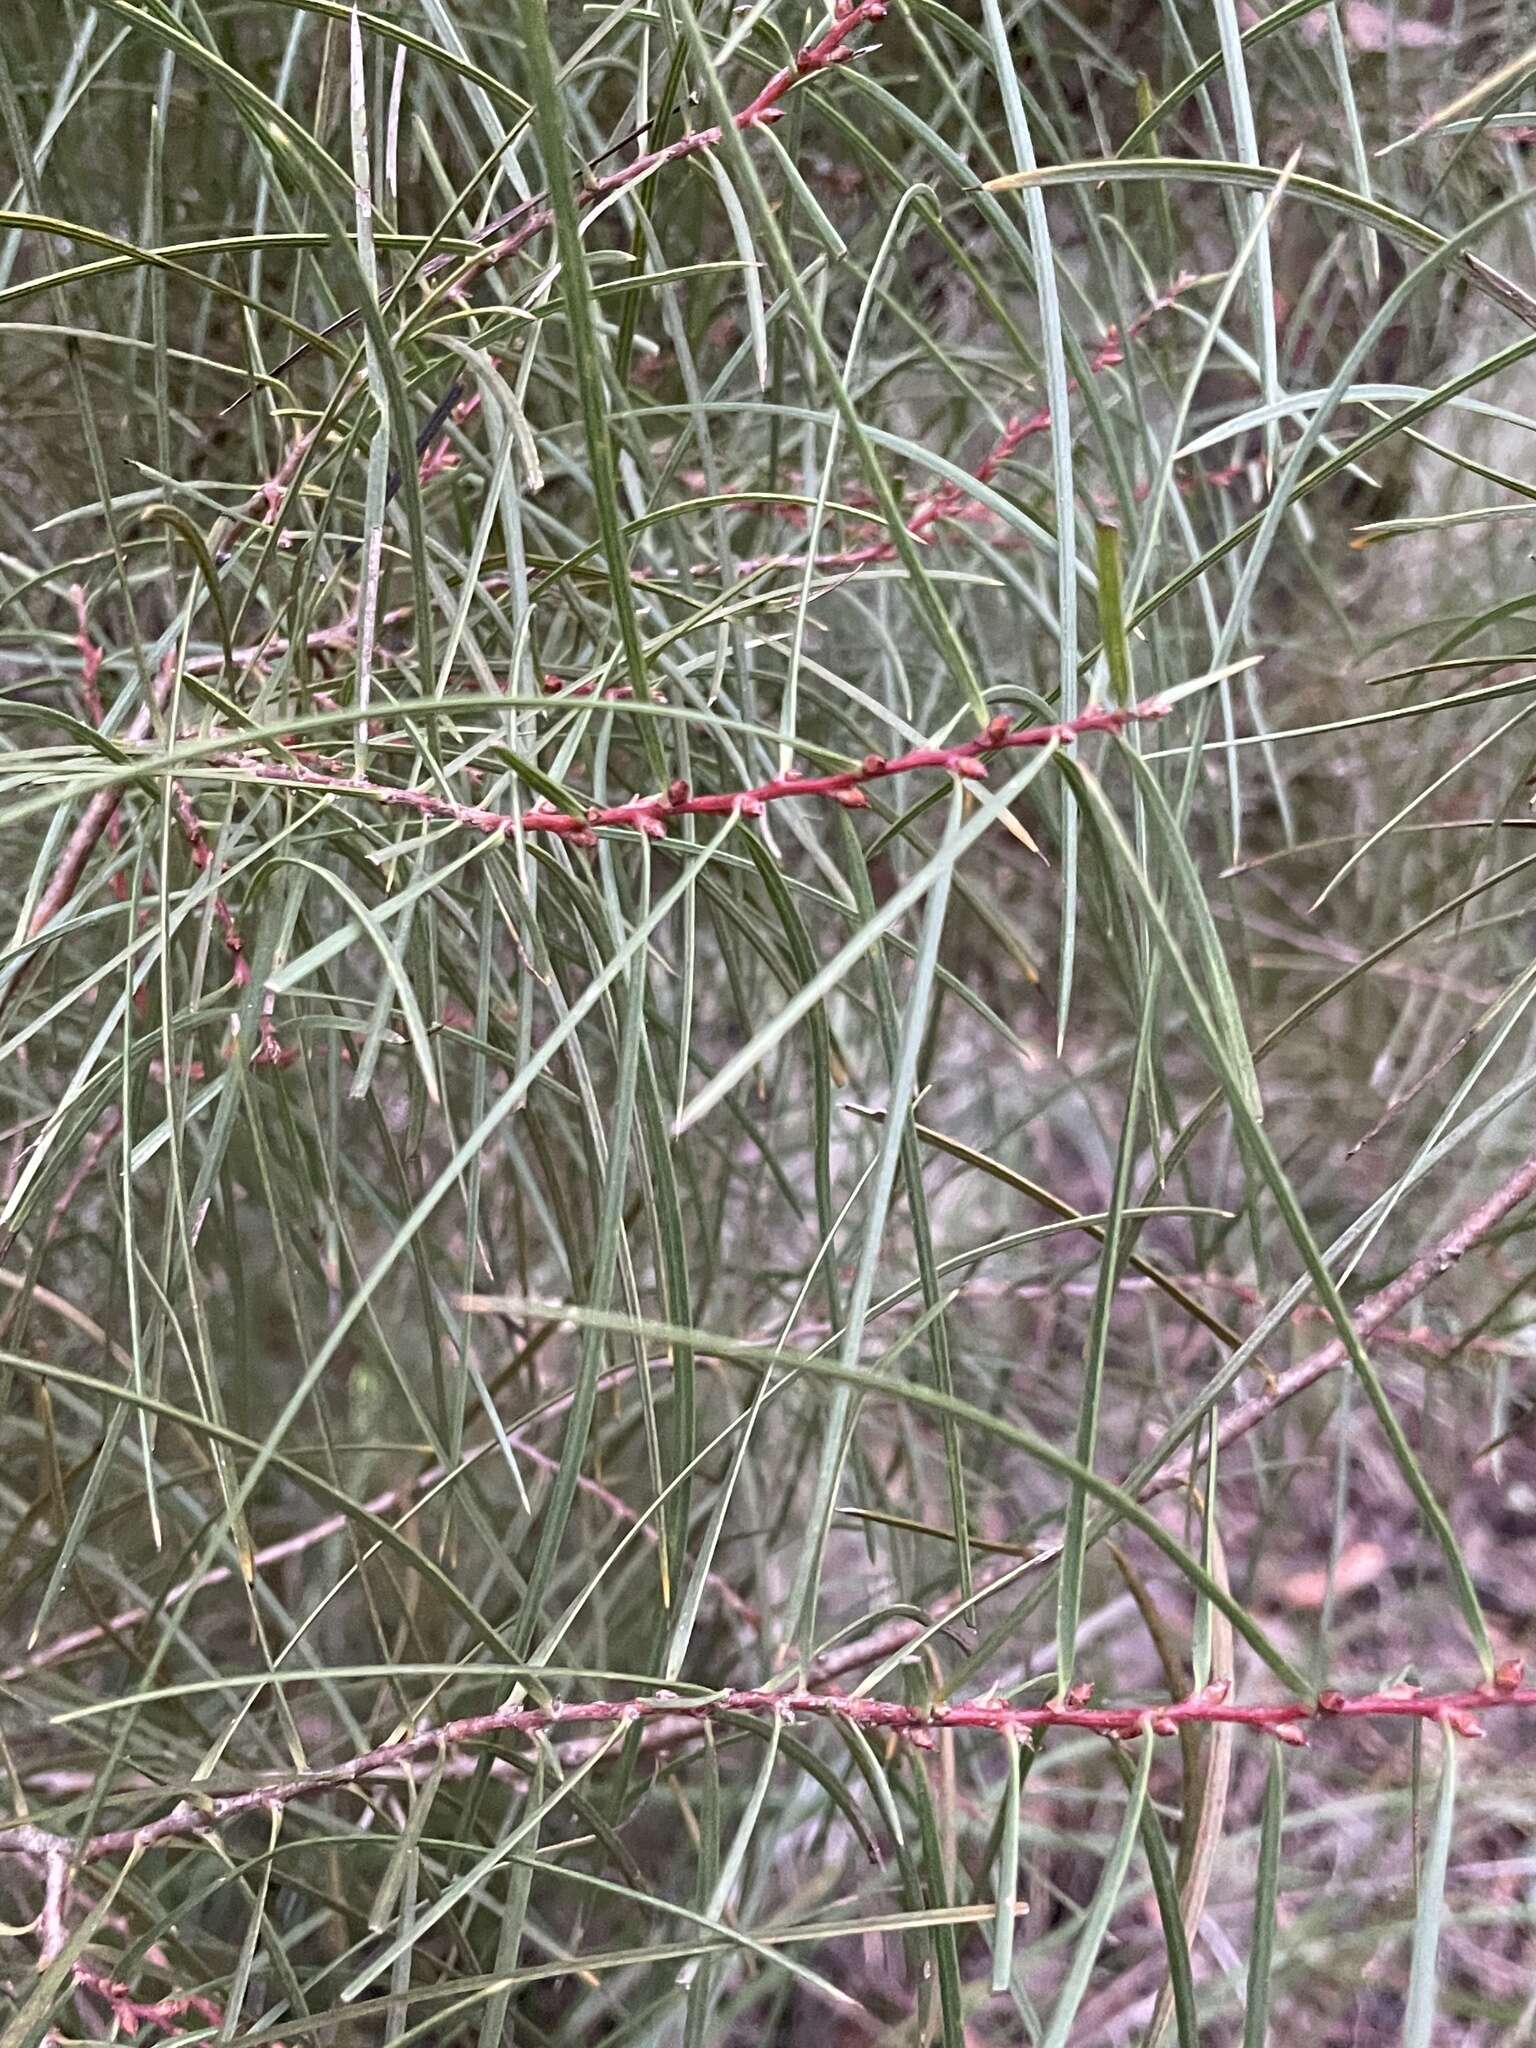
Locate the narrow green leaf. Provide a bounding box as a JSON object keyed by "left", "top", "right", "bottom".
{"left": 1243, "top": 1744, "right": 1287, "bottom": 2047}
{"left": 990, "top": 1727, "right": 1024, "bottom": 1993}
{"left": 1403, "top": 1726, "right": 1459, "bottom": 2048}
{"left": 1040, "top": 1727, "right": 1154, "bottom": 2048}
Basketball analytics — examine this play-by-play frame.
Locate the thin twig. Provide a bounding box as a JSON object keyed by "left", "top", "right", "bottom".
{"left": 435, "top": 0, "right": 893, "bottom": 298}
{"left": 208, "top": 701, "right": 1160, "bottom": 849}
{"left": 1142, "top": 1144, "right": 1536, "bottom": 1498}
{"left": 167, "top": 781, "right": 289, "bottom": 1066}
{"left": 231, "top": 0, "right": 891, "bottom": 538}
{"left": 0, "top": 1665, "right": 1526, "bottom": 1873}
{"left": 25, "top": 649, "right": 177, "bottom": 945}
{"left": 75, "top": 1967, "right": 233, "bottom": 2041}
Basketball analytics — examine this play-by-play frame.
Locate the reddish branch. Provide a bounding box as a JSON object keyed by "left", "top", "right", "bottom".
{"left": 0, "top": 1113, "right": 126, "bottom": 1347}
{"left": 235, "top": 1, "right": 891, "bottom": 539}
{"left": 417, "top": 381, "right": 486, "bottom": 483}
{"left": 27, "top": 651, "right": 175, "bottom": 945}
{"left": 11, "top": 1153, "right": 1536, "bottom": 1904}
{"left": 68, "top": 584, "right": 105, "bottom": 722}
{"left": 1144, "top": 1142, "right": 1536, "bottom": 1498}
{"left": 65, "top": 588, "right": 134, "bottom": 911}
{"left": 758, "top": 273, "right": 1206, "bottom": 573}
{"left": 422, "top": 2, "right": 894, "bottom": 294}
{"left": 210, "top": 700, "right": 1159, "bottom": 850}
{"left": 70, "top": 1950, "right": 290, "bottom": 2045}
{"left": 167, "top": 782, "right": 289, "bottom": 1065}
{"left": 472, "top": 0, "right": 890, "bottom": 279}
{"left": 255, "top": 426, "right": 316, "bottom": 527}
{"left": 180, "top": 616, "right": 353, "bottom": 680}
{"left": 802, "top": 272, "right": 1204, "bottom": 569}
{"left": 1, "top": 1666, "right": 1529, "bottom": 1877}
{"left": 728, "top": 414, "right": 1042, "bottom": 581}
{"left": 539, "top": 670, "right": 665, "bottom": 703}
{"left": 75, "top": 1967, "right": 231, "bottom": 2040}
{"left": 17, "top": 1128, "right": 1529, "bottom": 1680}
{"left": 721, "top": 454, "right": 1249, "bottom": 582}
{"left": 170, "top": 783, "right": 248, "bottom": 982}
{"left": 29, "top": 623, "right": 289, "bottom": 1062}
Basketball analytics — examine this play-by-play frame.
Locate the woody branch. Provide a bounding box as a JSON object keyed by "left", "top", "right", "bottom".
{"left": 1, "top": 1666, "right": 1528, "bottom": 1875}
{"left": 446, "top": 0, "right": 893, "bottom": 282}
{"left": 238, "top": 0, "right": 892, "bottom": 537}
{"left": 208, "top": 701, "right": 1162, "bottom": 851}
{"left": 1143, "top": 1142, "right": 1536, "bottom": 1498}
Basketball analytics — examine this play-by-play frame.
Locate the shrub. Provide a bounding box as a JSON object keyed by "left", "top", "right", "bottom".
{"left": 4, "top": 1, "right": 1536, "bottom": 2040}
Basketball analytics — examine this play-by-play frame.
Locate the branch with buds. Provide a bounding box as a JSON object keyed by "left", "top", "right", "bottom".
{"left": 1, "top": 1665, "right": 1527, "bottom": 1882}
{"left": 1144, "top": 1141, "right": 1536, "bottom": 1497}
{"left": 74, "top": 1968, "right": 237, "bottom": 2041}
{"left": 446, "top": 1, "right": 893, "bottom": 285}
{"left": 208, "top": 700, "right": 1161, "bottom": 851}
{"left": 236, "top": 0, "right": 893, "bottom": 538}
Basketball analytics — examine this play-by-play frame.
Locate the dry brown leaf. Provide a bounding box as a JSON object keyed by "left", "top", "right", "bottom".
{"left": 1281, "top": 1539, "right": 1387, "bottom": 1611}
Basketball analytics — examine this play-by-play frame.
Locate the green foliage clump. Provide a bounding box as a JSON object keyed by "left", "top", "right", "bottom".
{"left": 3, "top": 1, "right": 1536, "bottom": 2040}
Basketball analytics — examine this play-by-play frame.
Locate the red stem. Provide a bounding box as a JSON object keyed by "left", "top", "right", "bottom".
{"left": 25, "top": 649, "right": 178, "bottom": 944}
{"left": 2, "top": 1666, "right": 1526, "bottom": 1874}
{"left": 212, "top": 700, "right": 1161, "bottom": 849}
{"left": 75, "top": 1967, "right": 232, "bottom": 2040}
{"left": 1144, "top": 1142, "right": 1536, "bottom": 1497}
{"left": 485, "top": 0, "right": 892, "bottom": 271}
{"left": 167, "top": 781, "right": 290, "bottom": 1065}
